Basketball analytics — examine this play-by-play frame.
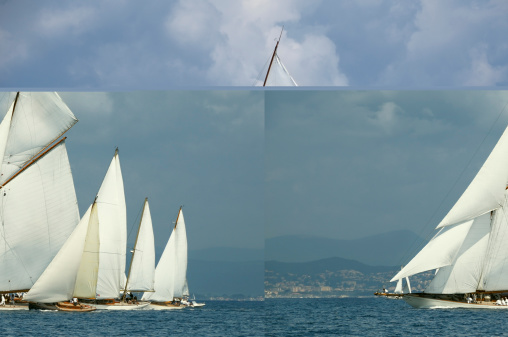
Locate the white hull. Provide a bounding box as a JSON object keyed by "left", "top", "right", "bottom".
{"left": 146, "top": 303, "right": 186, "bottom": 310}
{"left": 0, "top": 304, "right": 29, "bottom": 311}
{"left": 93, "top": 302, "right": 150, "bottom": 310}
{"left": 404, "top": 295, "right": 508, "bottom": 309}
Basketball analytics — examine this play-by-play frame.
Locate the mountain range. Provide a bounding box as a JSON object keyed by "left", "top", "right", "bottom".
{"left": 265, "top": 230, "right": 424, "bottom": 266}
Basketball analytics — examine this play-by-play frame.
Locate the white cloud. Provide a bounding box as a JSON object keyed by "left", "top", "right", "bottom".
{"left": 462, "top": 46, "right": 508, "bottom": 86}
{"left": 166, "top": 0, "right": 347, "bottom": 85}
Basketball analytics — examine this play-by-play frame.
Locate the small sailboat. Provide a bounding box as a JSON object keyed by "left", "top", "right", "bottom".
{"left": 120, "top": 198, "right": 155, "bottom": 308}
{"left": 262, "top": 27, "right": 298, "bottom": 87}
{"left": 0, "top": 92, "right": 80, "bottom": 310}
{"left": 392, "top": 118, "right": 508, "bottom": 309}
{"left": 374, "top": 275, "right": 411, "bottom": 298}
{"left": 142, "top": 207, "right": 188, "bottom": 310}
{"left": 181, "top": 280, "right": 205, "bottom": 308}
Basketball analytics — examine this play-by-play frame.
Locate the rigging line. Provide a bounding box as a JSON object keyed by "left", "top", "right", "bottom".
{"left": 397, "top": 99, "right": 508, "bottom": 268}
{"left": 253, "top": 57, "right": 272, "bottom": 86}
{"left": 127, "top": 201, "right": 144, "bottom": 246}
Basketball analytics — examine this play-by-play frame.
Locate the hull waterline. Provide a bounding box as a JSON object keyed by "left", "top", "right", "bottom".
{"left": 404, "top": 294, "right": 508, "bottom": 309}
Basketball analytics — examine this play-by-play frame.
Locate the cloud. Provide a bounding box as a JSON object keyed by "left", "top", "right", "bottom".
{"left": 379, "top": 0, "right": 508, "bottom": 86}
{"left": 165, "top": 0, "right": 348, "bottom": 85}
{"left": 462, "top": 46, "right": 508, "bottom": 86}
{"left": 37, "top": 6, "right": 96, "bottom": 36}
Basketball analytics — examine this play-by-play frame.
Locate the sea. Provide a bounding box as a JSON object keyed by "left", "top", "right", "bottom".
{"left": 2, "top": 298, "right": 508, "bottom": 336}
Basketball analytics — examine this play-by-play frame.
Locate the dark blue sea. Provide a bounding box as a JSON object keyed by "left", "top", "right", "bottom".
{"left": 4, "top": 298, "right": 508, "bottom": 336}
{"left": 265, "top": 298, "right": 508, "bottom": 336}
{"left": 0, "top": 301, "right": 264, "bottom": 337}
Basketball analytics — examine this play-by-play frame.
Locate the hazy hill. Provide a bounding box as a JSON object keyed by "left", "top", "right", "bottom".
{"left": 265, "top": 230, "right": 424, "bottom": 266}
{"left": 188, "top": 247, "right": 263, "bottom": 262}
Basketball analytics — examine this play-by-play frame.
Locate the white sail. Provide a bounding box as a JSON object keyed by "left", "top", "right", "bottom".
{"left": 437, "top": 126, "right": 508, "bottom": 228}
{"left": 394, "top": 279, "right": 403, "bottom": 294}
{"left": 126, "top": 199, "right": 155, "bottom": 292}
{"left": 24, "top": 206, "right": 92, "bottom": 303}
{"left": 0, "top": 100, "right": 14, "bottom": 170}
{"left": 477, "top": 204, "right": 508, "bottom": 291}
{"left": 0, "top": 92, "right": 77, "bottom": 185}
{"left": 96, "top": 151, "right": 127, "bottom": 299}
{"left": 74, "top": 204, "right": 100, "bottom": 299}
{"left": 142, "top": 227, "right": 177, "bottom": 302}
{"left": 424, "top": 212, "right": 491, "bottom": 293}
{"left": 265, "top": 54, "right": 298, "bottom": 87}
{"left": 391, "top": 220, "right": 473, "bottom": 282}
{"left": 0, "top": 141, "right": 80, "bottom": 291}
{"left": 404, "top": 277, "right": 412, "bottom": 293}
{"left": 183, "top": 279, "right": 189, "bottom": 297}
{"left": 142, "top": 207, "right": 187, "bottom": 302}
{"left": 173, "top": 209, "right": 188, "bottom": 298}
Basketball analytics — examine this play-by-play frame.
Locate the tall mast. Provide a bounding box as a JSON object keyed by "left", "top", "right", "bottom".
{"left": 174, "top": 206, "right": 182, "bottom": 229}
{"left": 122, "top": 198, "right": 148, "bottom": 302}
{"left": 263, "top": 26, "right": 284, "bottom": 87}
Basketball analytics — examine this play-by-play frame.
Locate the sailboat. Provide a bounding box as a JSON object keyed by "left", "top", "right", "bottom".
{"left": 120, "top": 197, "right": 155, "bottom": 307}
{"left": 142, "top": 206, "right": 188, "bottom": 310}
{"left": 24, "top": 150, "right": 130, "bottom": 310}
{"left": 392, "top": 119, "right": 508, "bottom": 309}
{"left": 374, "top": 275, "right": 411, "bottom": 298}
{"left": 262, "top": 27, "right": 298, "bottom": 87}
{"left": 0, "top": 92, "right": 80, "bottom": 310}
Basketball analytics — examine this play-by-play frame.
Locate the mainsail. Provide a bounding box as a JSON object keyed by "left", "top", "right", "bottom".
{"left": 124, "top": 198, "right": 155, "bottom": 293}
{"left": 0, "top": 92, "right": 79, "bottom": 293}
{"left": 95, "top": 149, "right": 127, "bottom": 299}
{"left": 392, "top": 120, "right": 508, "bottom": 295}
{"left": 142, "top": 207, "right": 187, "bottom": 302}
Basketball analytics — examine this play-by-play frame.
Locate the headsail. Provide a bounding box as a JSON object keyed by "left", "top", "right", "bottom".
{"left": 125, "top": 198, "right": 155, "bottom": 292}
{"left": 24, "top": 206, "right": 92, "bottom": 303}
{"left": 142, "top": 207, "right": 187, "bottom": 302}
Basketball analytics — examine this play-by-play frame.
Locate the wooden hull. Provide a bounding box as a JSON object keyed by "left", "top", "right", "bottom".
{"left": 29, "top": 302, "right": 96, "bottom": 312}
{"left": 147, "top": 302, "right": 186, "bottom": 310}
{"left": 404, "top": 294, "right": 508, "bottom": 309}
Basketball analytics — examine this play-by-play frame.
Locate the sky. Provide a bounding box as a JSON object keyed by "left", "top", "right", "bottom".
{"left": 1, "top": 1, "right": 508, "bottom": 253}
{"left": 265, "top": 90, "right": 508, "bottom": 243}
{"left": 0, "top": 91, "right": 264, "bottom": 252}
{"left": 1, "top": 0, "right": 507, "bottom": 87}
